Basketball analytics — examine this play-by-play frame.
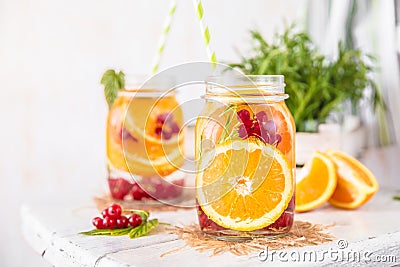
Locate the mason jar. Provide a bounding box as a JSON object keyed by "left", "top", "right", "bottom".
{"left": 195, "top": 75, "right": 295, "bottom": 240}
{"left": 106, "top": 75, "right": 185, "bottom": 203}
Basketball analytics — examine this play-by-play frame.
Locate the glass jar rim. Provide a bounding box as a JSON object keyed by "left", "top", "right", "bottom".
{"left": 206, "top": 75, "right": 285, "bottom": 93}
{"left": 119, "top": 73, "right": 177, "bottom": 97}
{"left": 205, "top": 75, "right": 287, "bottom": 101}
{"left": 123, "top": 73, "right": 176, "bottom": 91}
{"left": 207, "top": 74, "right": 284, "bottom": 84}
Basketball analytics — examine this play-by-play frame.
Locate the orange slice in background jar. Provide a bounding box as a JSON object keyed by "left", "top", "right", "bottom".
{"left": 196, "top": 138, "right": 293, "bottom": 231}
{"left": 106, "top": 96, "right": 131, "bottom": 172}
{"left": 109, "top": 95, "right": 184, "bottom": 177}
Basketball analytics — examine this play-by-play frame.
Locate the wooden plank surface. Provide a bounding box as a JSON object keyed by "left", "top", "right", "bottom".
{"left": 21, "top": 189, "right": 400, "bottom": 267}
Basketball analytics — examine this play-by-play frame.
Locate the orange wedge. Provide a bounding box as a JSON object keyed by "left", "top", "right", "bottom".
{"left": 196, "top": 138, "right": 293, "bottom": 231}
{"left": 325, "top": 149, "right": 379, "bottom": 209}
{"left": 295, "top": 151, "right": 337, "bottom": 212}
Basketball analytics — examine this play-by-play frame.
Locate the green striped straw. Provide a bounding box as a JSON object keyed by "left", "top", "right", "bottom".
{"left": 151, "top": 0, "right": 178, "bottom": 74}
{"left": 192, "top": 0, "right": 217, "bottom": 67}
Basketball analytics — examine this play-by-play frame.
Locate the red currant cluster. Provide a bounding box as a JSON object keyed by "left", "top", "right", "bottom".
{"left": 237, "top": 109, "right": 282, "bottom": 145}
{"left": 267, "top": 196, "right": 294, "bottom": 229}
{"left": 197, "top": 205, "right": 225, "bottom": 231}
{"left": 92, "top": 204, "right": 143, "bottom": 229}
{"left": 108, "top": 177, "right": 184, "bottom": 201}
{"left": 108, "top": 178, "right": 153, "bottom": 200}
{"left": 155, "top": 112, "right": 180, "bottom": 140}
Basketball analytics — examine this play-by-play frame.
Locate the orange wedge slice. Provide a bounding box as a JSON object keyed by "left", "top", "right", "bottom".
{"left": 325, "top": 149, "right": 379, "bottom": 209}
{"left": 196, "top": 138, "right": 293, "bottom": 231}
{"left": 295, "top": 151, "right": 337, "bottom": 212}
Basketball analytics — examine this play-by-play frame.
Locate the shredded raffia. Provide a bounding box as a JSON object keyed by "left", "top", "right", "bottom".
{"left": 161, "top": 221, "right": 335, "bottom": 257}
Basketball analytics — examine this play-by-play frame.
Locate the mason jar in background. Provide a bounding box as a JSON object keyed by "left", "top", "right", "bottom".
{"left": 106, "top": 75, "right": 185, "bottom": 203}
{"left": 195, "top": 75, "right": 295, "bottom": 240}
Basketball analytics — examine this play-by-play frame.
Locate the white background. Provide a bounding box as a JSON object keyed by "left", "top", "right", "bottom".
{"left": 0, "top": 0, "right": 305, "bottom": 266}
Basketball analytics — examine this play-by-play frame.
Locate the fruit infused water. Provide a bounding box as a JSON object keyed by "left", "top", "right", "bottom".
{"left": 106, "top": 76, "right": 185, "bottom": 203}
{"left": 195, "top": 75, "right": 295, "bottom": 240}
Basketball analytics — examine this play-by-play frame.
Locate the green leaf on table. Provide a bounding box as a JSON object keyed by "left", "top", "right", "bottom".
{"left": 101, "top": 69, "right": 125, "bottom": 109}
{"left": 79, "top": 227, "right": 133, "bottom": 236}
{"left": 128, "top": 219, "right": 159, "bottom": 239}
{"left": 393, "top": 196, "right": 400, "bottom": 201}
{"left": 123, "top": 209, "right": 150, "bottom": 222}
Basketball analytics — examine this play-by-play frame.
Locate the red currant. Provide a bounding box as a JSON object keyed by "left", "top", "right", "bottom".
{"left": 237, "top": 109, "right": 251, "bottom": 124}
{"left": 238, "top": 124, "right": 249, "bottom": 138}
{"left": 131, "top": 183, "right": 144, "bottom": 200}
{"left": 155, "top": 127, "right": 162, "bottom": 136}
{"left": 103, "top": 204, "right": 122, "bottom": 219}
{"left": 156, "top": 113, "right": 170, "bottom": 124}
{"left": 92, "top": 217, "right": 104, "bottom": 229}
{"left": 122, "top": 128, "right": 138, "bottom": 142}
{"left": 101, "top": 209, "right": 107, "bottom": 218}
{"left": 162, "top": 130, "right": 172, "bottom": 140}
{"left": 261, "top": 119, "right": 276, "bottom": 133}
{"left": 275, "top": 134, "right": 282, "bottom": 144}
{"left": 255, "top": 111, "right": 267, "bottom": 124}
{"left": 197, "top": 206, "right": 225, "bottom": 231}
{"left": 116, "top": 216, "right": 129, "bottom": 228}
{"left": 253, "top": 122, "right": 261, "bottom": 136}
{"left": 131, "top": 183, "right": 153, "bottom": 200}
{"left": 266, "top": 196, "right": 294, "bottom": 229}
{"left": 108, "top": 178, "right": 133, "bottom": 200}
{"left": 103, "top": 217, "right": 117, "bottom": 229}
{"left": 170, "top": 122, "right": 180, "bottom": 134}
{"left": 128, "top": 214, "right": 143, "bottom": 227}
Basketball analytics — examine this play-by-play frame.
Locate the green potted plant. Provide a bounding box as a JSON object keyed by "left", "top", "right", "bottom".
{"left": 229, "top": 25, "right": 384, "bottom": 164}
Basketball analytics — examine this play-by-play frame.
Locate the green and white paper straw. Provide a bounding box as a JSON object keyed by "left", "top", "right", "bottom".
{"left": 192, "top": 0, "right": 217, "bottom": 66}
{"left": 151, "top": 0, "right": 178, "bottom": 74}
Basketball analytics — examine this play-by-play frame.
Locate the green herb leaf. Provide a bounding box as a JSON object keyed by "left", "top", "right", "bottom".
{"left": 123, "top": 209, "right": 150, "bottom": 221}
{"left": 393, "top": 196, "right": 400, "bottom": 201}
{"left": 79, "top": 227, "right": 133, "bottom": 236}
{"left": 101, "top": 69, "right": 125, "bottom": 109}
{"left": 217, "top": 105, "right": 238, "bottom": 144}
{"left": 128, "top": 219, "right": 159, "bottom": 239}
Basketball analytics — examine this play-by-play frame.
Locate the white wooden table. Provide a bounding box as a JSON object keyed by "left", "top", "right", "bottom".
{"left": 21, "top": 146, "right": 400, "bottom": 266}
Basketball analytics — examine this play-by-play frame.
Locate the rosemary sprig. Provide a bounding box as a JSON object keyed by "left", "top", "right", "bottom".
{"left": 217, "top": 105, "right": 238, "bottom": 144}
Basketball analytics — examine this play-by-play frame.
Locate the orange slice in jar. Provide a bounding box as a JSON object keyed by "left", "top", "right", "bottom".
{"left": 196, "top": 138, "right": 293, "bottom": 231}
{"left": 107, "top": 143, "right": 183, "bottom": 177}
{"left": 325, "top": 149, "right": 379, "bottom": 209}
{"left": 295, "top": 151, "right": 337, "bottom": 212}
{"left": 124, "top": 96, "right": 184, "bottom": 145}
{"left": 122, "top": 96, "right": 184, "bottom": 176}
